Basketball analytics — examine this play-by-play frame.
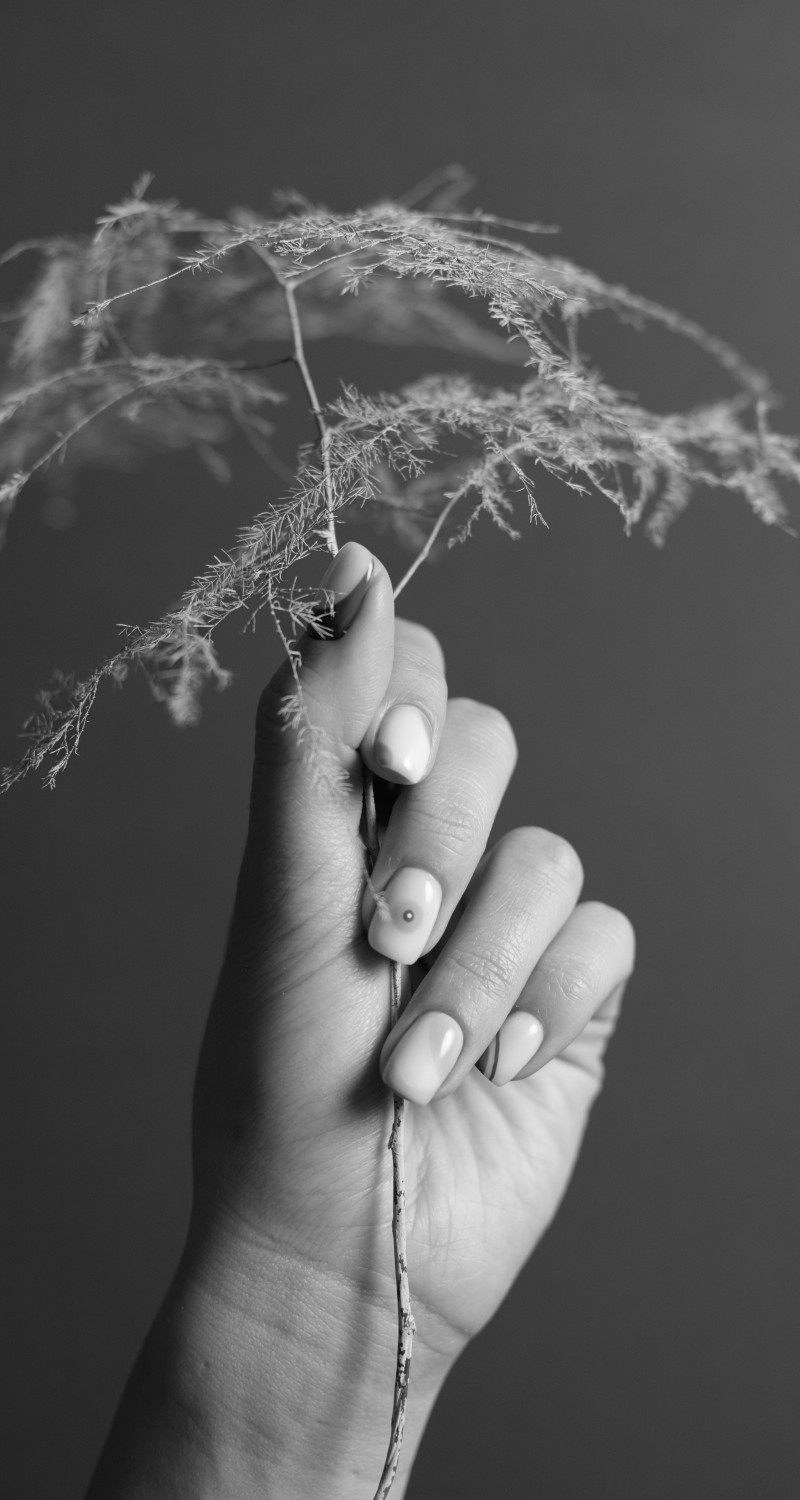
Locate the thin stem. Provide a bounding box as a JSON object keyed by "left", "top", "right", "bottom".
{"left": 0, "top": 238, "right": 61, "bottom": 269}
{"left": 392, "top": 488, "right": 464, "bottom": 601}
{"left": 252, "top": 244, "right": 338, "bottom": 555}
{"left": 283, "top": 278, "right": 337, "bottom": 554}
{"left": 3, "top": 357, "right": 272, "bottom": 511}
{"left": 255, "top": 267, "right": 408, "bottom": 1491}
{"left": 398, "top": 163, "right": 471, "bottom": 207}
{"left": 71, "top": 231, "right": 255, "bottom": 322}
{"left": 364, "top": 769, "right": 415, "bottom": 1500}
{"left": 289, "top": 240, "right": 384, "bottom": 287}
{"left": 10, "top": 370, "right": 190, "bottom": 493}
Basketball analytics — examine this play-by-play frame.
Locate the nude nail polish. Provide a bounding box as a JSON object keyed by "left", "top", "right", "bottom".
{"left": 366, "top": 867, "right": 443, "bottom": 965}
{"left": 374, "top": 704, "right": 432, "bottom": 784}
{"left": 382, "top": 1011, "right": 464, "bottom": 1104}
{"left": 477, "top": 1011, "right": 544, "bottom": 1087}
{"left": 308, "top": 541, "right": 374, "bottom": 639}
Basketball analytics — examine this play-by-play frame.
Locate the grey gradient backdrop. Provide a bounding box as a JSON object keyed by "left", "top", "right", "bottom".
{"left": 2, "top": 2, "right": 800, "bottom": 1496}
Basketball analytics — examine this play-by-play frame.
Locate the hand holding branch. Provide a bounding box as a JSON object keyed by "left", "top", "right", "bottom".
{"left": 87, "top": 543, "right": 635, "bottom": 1500}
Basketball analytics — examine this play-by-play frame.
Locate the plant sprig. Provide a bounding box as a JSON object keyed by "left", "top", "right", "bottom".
{"left": 2, "top": 178, "right": 799, "bottom": 794}
{"left": 3, "top": 176, "right": 800, "bottom": 1498}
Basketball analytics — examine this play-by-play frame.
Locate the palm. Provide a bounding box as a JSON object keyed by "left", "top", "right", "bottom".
{"left": 199, "top": 917, "right": 609, "bottom": 1363}
{"left": 400, "top": 1053, "right": 600, "bottom": 1346}
{"left": 255, "top": 1010, "right": 604, "bottom": 1360}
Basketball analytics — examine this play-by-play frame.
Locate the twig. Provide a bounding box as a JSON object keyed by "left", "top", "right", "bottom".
{"left": 363, "top": 770, "right": 415, "bottom": 1500}
{"left": 363, "top": 480, "right": 488, "bottom": 1492}
{"left": 251, "top": 244, "right": 338, "bottom": 555}
{"left": 392, "top": 487, "right": 465, "bottom": 600}
{"left": 263, "top": 276, "right": 410, "bottom": 1493}
{"left": 0, "top": 355, "right": 281, "bottom": 527}
{"left": 5, "top": 367, "right": 198, "bottom": 495}
{"left": 70, "top": 231, "right": 255, "bottom": 323}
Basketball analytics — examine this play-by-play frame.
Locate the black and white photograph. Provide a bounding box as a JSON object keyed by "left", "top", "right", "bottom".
{"left": 2, "top": 4, "right": 799, "bottom": 1496}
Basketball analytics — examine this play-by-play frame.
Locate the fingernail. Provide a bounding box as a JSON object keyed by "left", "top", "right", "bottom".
{"left": 477, "top": 1011, "right": 544, "bottom": 1087}
{"left": 366, "top": 867, "right": 443, "bottom": 964}
{"left": 309, "top": 541, "right": 374, "bottom": 639}
{"left": 382, "top": 1011, "right": 464, "bottom": 1104}
{"left": 374, "top": 704, "right": 432, "bottom": 784}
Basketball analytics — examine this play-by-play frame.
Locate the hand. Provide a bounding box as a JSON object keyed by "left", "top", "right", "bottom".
{"left": 87, "top": 542, "right": 635, "bottom": 1500}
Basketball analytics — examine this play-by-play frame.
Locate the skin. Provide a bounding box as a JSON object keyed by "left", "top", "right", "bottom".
{"left": 86, "top": 545, "right": 635, "bottom": 1499}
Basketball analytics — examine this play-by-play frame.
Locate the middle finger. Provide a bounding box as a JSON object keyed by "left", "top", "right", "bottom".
{"left": 362, "top": 697, "right": 518, "bottom": 966}
{"left": 378, "top": 826, "right": 585, "bottom": 1103}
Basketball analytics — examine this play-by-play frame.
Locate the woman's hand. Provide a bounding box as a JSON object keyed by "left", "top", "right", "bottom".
{"left": 88, "top": 543, "right": 634, "bottom": 1500}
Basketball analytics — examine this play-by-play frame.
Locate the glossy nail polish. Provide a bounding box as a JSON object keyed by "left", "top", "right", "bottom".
{"left": 477, "top": 1011, "right": 544, "bottom": 1087}
{"left": 308, "top": 541, "right": 374, "bottom": 639}
{"left": 374, "top": 704, "right": 432, "bottom": 784}
{"left": 382, "top": 1011, "right": 464, "bottom": 1104}
{"left": 366, "top": 867, "right": 443, "bottom": 965}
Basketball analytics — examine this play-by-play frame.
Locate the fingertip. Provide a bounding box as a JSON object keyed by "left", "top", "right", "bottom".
{"left": 307, "top": 541, "right": 378, "bottom": 640}
{"left": 371, "top": 702, "right": 434, "bottom": 785}
{"left": 255, "top": 544, "right": 396, "bottom": 774}
{"left": 359, "top": 618, "right": 448, "bottom": 787}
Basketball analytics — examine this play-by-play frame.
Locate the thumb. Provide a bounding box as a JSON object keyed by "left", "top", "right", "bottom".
{"left": 194, "top": 544, "right": 397, "bottom": 1202}
{"left": 236, "top": 541, "right": 395, "bottom": 967}
{"left": 255, "top": 540, "right": 394, "bottom": 782}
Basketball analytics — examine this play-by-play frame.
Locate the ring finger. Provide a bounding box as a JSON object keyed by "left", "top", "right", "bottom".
{"left": 476, "top": 899, "right": 636, "bottom": 1086}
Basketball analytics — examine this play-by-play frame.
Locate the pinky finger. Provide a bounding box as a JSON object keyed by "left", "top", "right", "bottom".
{"left": 551, "top": 976, "right": 630, "bottom": 1088}
{"left": 477, "top": 901, "right": 635, "bottom": 1088}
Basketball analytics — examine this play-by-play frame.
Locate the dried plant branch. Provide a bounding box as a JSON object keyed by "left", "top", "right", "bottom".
{"left": 2, "top": 183, "right": 799, "bottom": 792}
{"left": 280, "top": 279, "right": 417, "bottom": 1491}
{"left": 2, "top": 179, "right": 800, "bottom": 1497}
{"left": 363, "top": 769, "right": 415, "bottom": 1500}
{"left": 251, "top": 243, "right": 338, "bottom": 555}
{"left": 391, "top": 488, "right": 466, "bottom": 600}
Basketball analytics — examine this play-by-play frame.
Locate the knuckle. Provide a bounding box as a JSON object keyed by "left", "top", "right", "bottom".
{"left": 488, "top": 829, "right": 585, "bottom": 916}
{"left": 417, "top": 789, "right": 485, "bottom": 855}
{"left": 581, "top": 901, "right": 637, "bottom": 975}
{"left": 447, "top": 941, "right": 520, "bottom": 1002}
{"left": 493, "top": 825, "right": 553, "bottom": 873}
{"left": 547, "top": 957, "right": 599, "bottom": 1011}
{"left": 529, "top": 828, "right": 584, "bottom": 895}
{"left": 395, "top": 618, "right": 447, "bottom": 676}
{"left": 452, "top": 699, "right": 518, "bottom": 767}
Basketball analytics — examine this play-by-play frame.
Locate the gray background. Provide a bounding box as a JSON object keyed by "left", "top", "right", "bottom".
{"left": 2, "top": 2, "right": 799, "bottom": 1495}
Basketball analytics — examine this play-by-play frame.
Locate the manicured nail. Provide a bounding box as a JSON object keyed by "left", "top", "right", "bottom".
{"left": 382, "top": 1011, "right": 464, "bottom": 1104}
{"left": 366, "top": 867, "right": 443, "bottom": 965}
{"left": 477, "top": 1011, "right": 544, "bottom": 1087}
{"left": 309, "top": 541, "right": 374, "bottom": 639}
{"left": 374, "top": 704, "right": 432, "bottom": 784}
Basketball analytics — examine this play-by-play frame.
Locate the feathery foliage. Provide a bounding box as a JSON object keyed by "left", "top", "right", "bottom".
{"left": 2, "top": 171, "right": 798, "bottom": 790}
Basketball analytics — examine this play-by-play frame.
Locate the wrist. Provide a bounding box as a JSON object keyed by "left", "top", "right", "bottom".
{"left": 88, "top": 1219, "right": 453, "bottom": 1500}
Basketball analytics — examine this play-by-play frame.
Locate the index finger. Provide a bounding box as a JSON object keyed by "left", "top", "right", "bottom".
{"left": 359, "top": 617, "right": 448, "bottom": 786}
